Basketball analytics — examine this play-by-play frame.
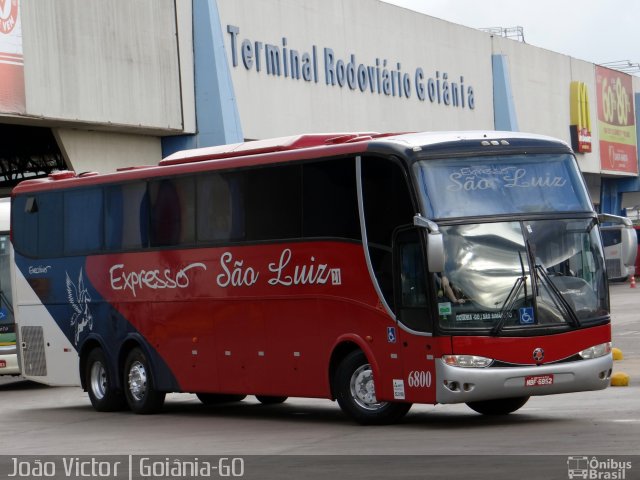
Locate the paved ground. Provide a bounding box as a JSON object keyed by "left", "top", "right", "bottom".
{"left": 0, "top": 282, "right": 637, "bottom": 479}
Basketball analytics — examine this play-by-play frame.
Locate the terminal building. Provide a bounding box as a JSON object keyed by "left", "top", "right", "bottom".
{"left": 0, "top": 0, "right": 638, "bottom": 216}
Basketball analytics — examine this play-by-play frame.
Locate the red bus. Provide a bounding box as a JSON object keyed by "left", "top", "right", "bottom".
{"left": 11, "top": 131, "right": 613, "bottom": 424}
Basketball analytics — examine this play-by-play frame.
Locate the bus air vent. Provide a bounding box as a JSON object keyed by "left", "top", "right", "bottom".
{"left": 20, "top": 326, "right": 47, "bottom": 377}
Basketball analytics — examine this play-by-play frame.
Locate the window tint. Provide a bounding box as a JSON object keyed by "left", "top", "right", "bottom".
{"left": 303, "top": 159, "right": 360, "bottom": 240}
{"left": 195, "top": 159, "right": 360, "bottom": 244}
{"left": 600, "top": 230, "right": 620, "bottom": 248}
{"left": 12, "top": 156, "right": 365, "bottom": 257}
{"left": 12, "top": 194, "right": 64, "bottom": 258}
{"left": 64, "top": 189, "right": 103, "bottom": 254}
{"left": 394, "top": 227, "right": 431, "bottom": 333}
{"left": 105, "top": 182, "right": 148, "bottom": 250}
{"left": 36, "top": 193, "right": 64, "bottom": 258}
{"left": 243, "top": 165, "right": 302, "bottom": 241}
{"left": 362, "top": 156, "right": 414, "bottom": 246}
{"left": 361, "top": 156, "right": 415, "bottom": 312}
{"left": 39, "top": 193, "right": 64, "bottom": 257}
{"left": 12, "top": 196, "right": 38, "bottom": 257}
{"left": 400, "top": 240, "right": 427, "bottom": 308}
{"left": 197, "top": 173, "right": 244, "bottom": 243}
{"left": 149, "top": 177, "right": 195, "bottom": 247}
{"left": 416, "top": 154, "right": 592, "bottom": 219}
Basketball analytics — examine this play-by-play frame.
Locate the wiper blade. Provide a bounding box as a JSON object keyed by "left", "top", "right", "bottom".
{"left": 491, "top": 275, "right": 525, "bottom": 336}
{"left": 492, "top": 250, "right": 528, "bottom": 336}
{"left": 535, "top": 265, "right": 581, "bottom": 328}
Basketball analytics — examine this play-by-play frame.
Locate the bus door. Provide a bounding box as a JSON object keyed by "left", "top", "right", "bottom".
{"left": 391, "top": 227, "right": 438, "bottom": 404}
{"left": 360, "top": 156, "right": 426, "bottom": 403}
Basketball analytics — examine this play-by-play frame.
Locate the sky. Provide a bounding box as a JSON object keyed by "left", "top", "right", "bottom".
{"left": 382, "top": 0, "right": 640, "bottom": 71}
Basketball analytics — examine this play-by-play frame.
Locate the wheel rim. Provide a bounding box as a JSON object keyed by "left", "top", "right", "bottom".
{"left": 90, "top": 361, "right": 107, "bottom": 400}
{"left": 349, "top": 363, "right": 386, "bottom": 411}
{"left": 128, "top": 360, "right": 148, "bottom": 401}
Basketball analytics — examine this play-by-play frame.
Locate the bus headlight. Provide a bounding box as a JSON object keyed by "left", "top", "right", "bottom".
{"left": 579, "top": 342, "right": 611, "bottom": 359}
{"left": 442, "top": 355, "right": 494, "bottom": 368}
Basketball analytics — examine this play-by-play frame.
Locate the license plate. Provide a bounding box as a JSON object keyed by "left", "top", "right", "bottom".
{"left": 0, "top": 360, "right": 6, "bottom": 368}
{"left": 525, "top": 374, "right": 554, "bottom": 387}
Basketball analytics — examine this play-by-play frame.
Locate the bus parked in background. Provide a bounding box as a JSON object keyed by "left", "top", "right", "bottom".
{"left": 600, "top": 214, "right": 637, "bottom": 282}
{"left": 11, "top": 131, "right": 613, "bottom": 424}
{"left": 0, "top": 198, "right": 19, "bottom": 375}
{"left": 635, "top": 225, "right": 640, "bottom": 278}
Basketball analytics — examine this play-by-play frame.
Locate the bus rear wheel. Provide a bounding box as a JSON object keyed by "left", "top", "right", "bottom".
{"left": 466, "top": 396, "right": 530, "bottom": 415}
{"left": 334, "top": 350, "right": 412, "bottom": 425}
{"left": 124, "top": 347, "right": 166, "bottom": 414}
{"left": 85, "top": 348, "right": 126, "bottom": 411}
{"left": 255, "top": 395, "right": 288, "bottom": 405}
{"left": 196, "top": 393, "right": 247, "bottom": 404}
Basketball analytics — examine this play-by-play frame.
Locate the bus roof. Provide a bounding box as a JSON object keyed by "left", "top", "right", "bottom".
{"left": 11, "top": 131, "right": 571, "bottom": 194}
{"left": 160, "top": 132, "right": 386, "bottom": 166}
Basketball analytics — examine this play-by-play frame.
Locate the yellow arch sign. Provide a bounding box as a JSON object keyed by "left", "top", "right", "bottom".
{"left": 570, "top": 81, "right": 592, "bottom": 153}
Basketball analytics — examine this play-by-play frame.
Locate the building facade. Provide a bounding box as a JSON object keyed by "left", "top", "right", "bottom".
{"left": 0, "top": 0, "right": 638, "bottom": 215}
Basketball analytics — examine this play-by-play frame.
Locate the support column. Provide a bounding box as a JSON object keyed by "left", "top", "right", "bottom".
{"left": 162, "top": 0, "right": 243, "bottom": 157}
{"left": 492, "top": 54, "right": 519, "bottom": 132}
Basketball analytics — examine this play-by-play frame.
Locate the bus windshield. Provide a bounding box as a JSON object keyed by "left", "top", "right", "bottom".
{"left": 436, "top": 219, "right": 609, "bottom": 332}
{"left": 414, "top": 154, "right": 593, "bottom": 219}
{"left": 0, "top": 233, "right": 14, "bottom": 346}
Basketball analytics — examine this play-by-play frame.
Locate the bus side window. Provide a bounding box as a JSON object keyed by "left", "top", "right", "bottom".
{"left": 64, "top": 189, "right": 102, "bottom": 255}
{"left": 12, "top": 193, "right": 64, "bottom": 258}
{"left": 243, "top": 165, "right": 302, "bottom": 241}
{"left": 105, "top": 182, "right": 148, "bottom": 250}
{"left": 149, "top": 177, "right": 195, "bottom": 247}
{"left": 197, "top": 174, "right": 237, "bottom": 242}
{"left": 361, "top": 156, "right": 415, "bottom": 313}
{"left": 302, "top": 159, "right": 360, "bottom": 240}
{"left": 40, "top": 193, "right": 64, "bottom": 257}
{"left": 12, "top": 196, "right": 39, "bottom": 257}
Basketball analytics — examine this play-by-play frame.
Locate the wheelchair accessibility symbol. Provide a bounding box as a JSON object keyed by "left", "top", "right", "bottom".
{"left": 387, "top": 326, "right": 397, "bottom": 343}
{"left": 519, "top": 307, "right": 535, "bottom": 324}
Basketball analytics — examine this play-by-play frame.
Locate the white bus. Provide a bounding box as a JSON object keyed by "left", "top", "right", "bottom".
{"left": 0, "top": 198, "right": 19, "bottom": 374}
{"left": 600, "top": 214, "right": 637, "bottom": 282}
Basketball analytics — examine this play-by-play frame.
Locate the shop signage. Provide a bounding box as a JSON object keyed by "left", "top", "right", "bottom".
{"left": 569, "top": 81, "right": 592, "bottom": 153}
{"left": 0, "top": 0, "right": 25, "bottom": 114}
{"left": 595, "top": 66, "right": 637, "bottom": 174}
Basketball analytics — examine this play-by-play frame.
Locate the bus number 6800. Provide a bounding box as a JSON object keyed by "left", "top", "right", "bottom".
{"left": 407, "top": 370, "right": 432, "bottom": 388}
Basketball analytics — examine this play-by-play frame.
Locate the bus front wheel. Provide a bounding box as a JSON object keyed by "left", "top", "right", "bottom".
{"left": 85, "top": 348, "right": 126, "bottom": 412}
{"left": 466, "top": 396, "right": 530, "bottom": 415}
{"left": 124, "top": 348, "right": 166, "bottom": 414}
{"left": 334, "top": 350, "right": 411, "bottom": 425}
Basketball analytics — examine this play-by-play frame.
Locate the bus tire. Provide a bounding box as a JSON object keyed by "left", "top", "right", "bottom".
{"left": 85, "top": 348, "right": 126, "bottom": 412}
{"left": 255, "top": 395, "right": 288, "bottom": 405}
{"left": 466, "top": 396, "right": 530, "bottom": 415}
{"left": 124, "top": 347, "right": 166, "bottom": 414}
{"left": 196, "top": 393, "right": 246, "bottom": 404}
{"left": 334, "top": 350, "right": 412, "bottom": 425}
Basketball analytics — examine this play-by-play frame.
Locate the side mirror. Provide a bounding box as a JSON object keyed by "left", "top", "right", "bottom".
{"left": 414, "top": 215, "right": 444, "bottom": 272}
{"left": 598, "top": 213, "right": 632, "bottom": 226}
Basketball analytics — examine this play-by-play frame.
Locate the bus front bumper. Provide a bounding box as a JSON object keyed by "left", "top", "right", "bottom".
{"left": 435, "top": 354, "right": 613, "bottom": 404}
{"left": 0, "top": 352, "right": 20, "bottom": 376}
